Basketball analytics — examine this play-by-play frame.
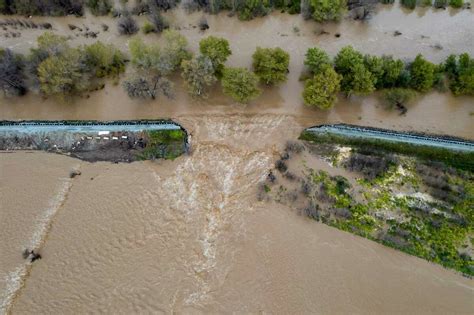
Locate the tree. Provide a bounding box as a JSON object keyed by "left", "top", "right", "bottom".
{"left": 118, "top": 15, "right": 139, "bottom": 35}
{"left": 181, "top": 55, "right": 217, "bottom": 98}
{"left": 199, "top": 36, "right": 231, "bottom": 75}
{"left": 304, "top": 47, "right": 331, "bottom": 74}
{"left": 83, "top": 42, "right": 126, "bottom": 78}
{"left": 334, "top": 46, "right": 374, "bottom": 95}
{"left": 303, "top": 65, "right": 341, "bottom": 109}
{"left": 252, "top": 47, "right": 290, "bottom": 85}
{"left": 409, "top": 54, "right": 435, "bottom": 92}
{"left": 221, "top": 67, "right": 261, "bottom": 103}
{"left": 0, "top": 49, "right": 27, "bottom": 96}
{"left": 364, "top": 54, "right": 384, "bottom": 88}
{"left": 129, "top": 32, "right": 190, "bottom": 76}
{"left": 309, "top": 0, "right": 346, "bottom": 22}
{"left": 37, "top": 49, "right": 89, "bottom": 98}
{"left": 384, "top": 88, "right": 417, "bottom": 108}
{"left": 380, "top": 56, "right": 405, "bottom": 88}
{"left": 446, "top": 53, "right": 474, "bottom": 96}
{"left": 123, "top": 76, "right": 173, "bottom": 99}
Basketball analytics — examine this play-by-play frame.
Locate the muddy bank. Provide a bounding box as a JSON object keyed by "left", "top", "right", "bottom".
{"left": 0, "top": 120, "right": 188, "bottom": 162}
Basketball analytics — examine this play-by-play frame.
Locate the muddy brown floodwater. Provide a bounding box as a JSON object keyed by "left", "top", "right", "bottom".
{"left": 1, "top": 4, "right": 474, "bottom": 314}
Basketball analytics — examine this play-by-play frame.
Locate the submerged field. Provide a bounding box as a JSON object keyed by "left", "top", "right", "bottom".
{"left": 262, "top": 136, "right": 474, "bottom": 275}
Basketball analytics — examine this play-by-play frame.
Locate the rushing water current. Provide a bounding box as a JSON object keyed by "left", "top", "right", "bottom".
{"left": 1, "top": 4, "right": 474, "bottom": 314}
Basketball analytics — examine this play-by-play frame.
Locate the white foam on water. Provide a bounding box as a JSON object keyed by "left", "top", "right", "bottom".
{"left": 0, "top": 177, "right": 73, "bottom": 314}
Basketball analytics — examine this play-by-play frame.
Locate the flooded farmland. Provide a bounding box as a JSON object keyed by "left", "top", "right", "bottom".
{"left": 1, "top": 3, "right": 474, "bottom": 314}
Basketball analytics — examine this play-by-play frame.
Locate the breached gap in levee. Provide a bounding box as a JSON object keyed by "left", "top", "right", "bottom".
{"left": 300, "top": 124, "right": 474, "bottom": 171}
{"left": 0, "top": 120, "right": 189, "bottom": 162}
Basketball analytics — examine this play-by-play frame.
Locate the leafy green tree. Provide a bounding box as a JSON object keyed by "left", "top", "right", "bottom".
{"left": 303, "top": 65, "right": 341, "bottom": 109}
{"left": 381, "top": 56, "right": 405, "bottom": 88}
{"left": 129, "top": 31, "right": 190, "bottom": 76}
{"left": 446, "top": 53, "right": 474, "bottom": 95}
{"left": 252, "top": 47, "right": 290, "bottom": 85}
{"left": 221, "top": 67, "right": 261, "bottom": 103}
{"left": 199, "top": 36, "right": 231, "bottom": 75}
{"left": 334, "top": 46, "right": 374, "bottom": 95}
{"left": 304, "top": 47, "right": 331, "bottom": 73}
{"left": 181, "top": 55, "right": 217, "bottom": 98}
{"left": 84, "top": 42, "right": 126, "bottom": 78}
{"left": 309, "top": 0, "right": 346, "bottom": 22}
{"left": 364, "top": 54, "right": 384, "bottom": 88}
{"left": 409, "top": 54, "right": 436, "bottom": 92}
{"left": 37, "top": 49, "right": 88, "bottom": 98}
{"left": 237, "top": 0, "right": 271, "bottom": 20}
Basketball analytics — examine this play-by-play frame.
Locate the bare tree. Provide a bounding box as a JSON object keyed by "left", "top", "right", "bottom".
{"left": 0, "top": 49, "right": 27, "bottom": 96}
{"left": 123, "top": 76, "right": 173, "bottom": 99}
{"left": 118, "top": 15, "right": 139, "bottom": 35}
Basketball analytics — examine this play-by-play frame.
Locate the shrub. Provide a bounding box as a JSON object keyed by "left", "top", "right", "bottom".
{"left": 304, "top": 47, "right": 331, "bottom": 74}
{"left": 181, "top": 55, "right": 217, "bottom": 98}
{"left": 303, "top": 65, "right": 341, "bottom": 109}
{"left": 221, "top": 67, "right": 261, "bottom": 103}
{"left": 142, "top": 22, "right": 156, "bottom": 34}
{"left": 252, "top": 47, "right": 290, "bottom": 85}
{"left": 445, "top": 53, "right": 474, "bottom": 96}
{"left": 148, "top": 10, "right": 169, "bottom": 33}
{"left": 118, "top": 15, "right": 139, "bottom": 35}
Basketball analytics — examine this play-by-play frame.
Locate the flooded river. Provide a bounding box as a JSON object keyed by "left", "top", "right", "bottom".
{"left": 1, "top": 4, "right": 474, "bottom": 314}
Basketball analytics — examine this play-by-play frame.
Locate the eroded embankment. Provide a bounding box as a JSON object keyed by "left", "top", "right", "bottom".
{"left": 301, "top": 124, "right": 474, "bottom": 171}
{"left": 0, "top": 120, "right": 189, "bottom": 162}
{"left": 260, "top": 125, "right": 474, "bottom": 276}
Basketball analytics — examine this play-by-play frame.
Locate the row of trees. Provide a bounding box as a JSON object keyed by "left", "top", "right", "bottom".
{"left": 302, "top": 46, "right": 474, "bottom": 109}
{"left": 122, "top": 33, "right": 290, "bottom": 103}
{"left": 0, "top": 0, "right": 113, "bottom": 16}
{"left": 383, "top": 0, "right": 467, "bottom": 9}
{"left": 0, "top": 32, "right": 125, "bottom": 98}
{"left": 1, "top": 0, "right": 468, "bottom": 20}
{"left": 1, "top": 33, "right": 472, "bottom": 106}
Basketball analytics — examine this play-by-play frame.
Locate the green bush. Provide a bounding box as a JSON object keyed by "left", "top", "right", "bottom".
{"left": 449, "top": 0, "right": 463, "bottom": 8}
{"left": 199, "top": 36, "right": 232, "bottom": 75}
{"left": 309, "top": 0, "right": 346, "bottom": 22}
